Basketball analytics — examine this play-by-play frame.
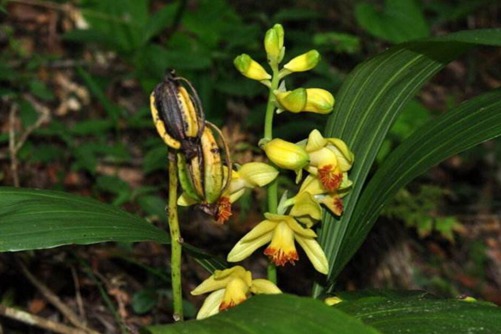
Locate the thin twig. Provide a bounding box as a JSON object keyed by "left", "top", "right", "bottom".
{"left": 70, "top": 265, "right": 86, "bottom": 322}
{"left": 18, "top": 261, "right": 100, "bottom": 334}
{"left": 15, "top": 95, "right": 51, "bottom": 152}
{"left": 0, "top": 304, "right": 87, "bottom": 334}
{"left": 80, "top": 263, "right": 129, "bottom": 334}
{"left": 8, "top": 97, "right": 50, "bottom": 187}
{"left": 8, "top": 104, "right": 19, "bottom": 187}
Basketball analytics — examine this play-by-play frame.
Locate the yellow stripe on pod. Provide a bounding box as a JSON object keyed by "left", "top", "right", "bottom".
{"left": 200, "top": 127, "right": 224, "bottom": 204}
{"left": 177, "top": 86, "right": 200, "bottom": 139}
{"left": 150, "top": 92, "right": 181, "bottom": 149}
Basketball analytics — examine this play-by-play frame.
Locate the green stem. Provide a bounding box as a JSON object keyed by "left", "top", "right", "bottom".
{"left": 168, "top": 150, "right": 183, "bottom": 321}
{"left": 263, "top": 67, "right": 281, "bottom": 141}
{"left": 264, "top": 66, "right": 281, "bottom": 283}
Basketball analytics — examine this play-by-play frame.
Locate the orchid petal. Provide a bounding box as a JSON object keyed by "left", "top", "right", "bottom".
{"left": 305, "top": 129, "right": 327, "bottom": 152}
{"left": 295, "top": 236, "right": 329, "bottom": 274}
{"left": 251, "top": 279, "right": 282, "bottom": 294}
{"left": 227, "top": 222, "right": 274, "bottom": 262}
{"left": 290, "top": 192, "right": 322, "bottom": 221}
{"left": 285, "top": 217, "right": 317, "bottom": 238}
{"left": 238, "top": 162, "right": 278, "bottom": 187}
{"left": 196, "top": 289, "right": 225, "bottom": 319}
{"left": 191, "top": 266, "right": 247, "bottom": 295}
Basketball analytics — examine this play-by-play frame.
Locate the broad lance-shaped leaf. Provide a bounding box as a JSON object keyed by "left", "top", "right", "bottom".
{"left": 0, "top": 187, "right": 170, "bottom": 251}
{"left": 315, "top": 29, "right": 501, "bottom": 296}
{"left": 145, "top": 294, "right": 380, "bottom": 334}
{"left": 333, "top": 290, "right": 501, "bottom": 334}
{"left": 334, "top": 89, "right": 501, "bottom": 284}
{"left": 0, "top": 187, "right": 228, "bottom": 272}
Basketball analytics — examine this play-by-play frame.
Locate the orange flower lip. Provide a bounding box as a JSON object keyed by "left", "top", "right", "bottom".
{"left": 215, "top": 197, "right": 232, "bottom": 224}
{"left": 333, "top": 197, "right": 344, "bottom": 216}
{"left": 219, "top": 297, "right": 246, "bottom": 311}
{"left": 264, "top": 247, "right": 299, "bottom": 266}
{"left": 318, "top": 165, "right": 343, "bottom": 192}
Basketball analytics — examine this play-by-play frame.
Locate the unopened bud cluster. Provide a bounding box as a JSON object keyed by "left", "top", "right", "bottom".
{"left": 234, "top": 25, "right": 334, "bottom": 115}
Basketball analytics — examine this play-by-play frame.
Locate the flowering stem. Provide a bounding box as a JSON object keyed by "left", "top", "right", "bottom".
{"left": 264, "top": 67, "right": 280, "bottom": 141}
{"left": 168, "top": 150, "right": 183, "bottom": 321}
{"left": 264, "top": 66, "right": 281, "bottom": 212}
{"left": 264, "top": 66, "right": 281, "bottom": 283}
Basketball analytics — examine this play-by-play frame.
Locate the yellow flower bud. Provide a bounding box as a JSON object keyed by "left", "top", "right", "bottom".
{"left": 234, "top": 54, "right": 271, "bottom": 81}
{"left": 283, "top": 50, "right": 320, "bottom": 72}
{"left": 304, "top": 88, "right": 335, "bottom": 114}
{"left": 324, "top": 296, "right": 343, "bottom": 306}
{"left": 264, "top": 24, "right": 285, "bottom": 64}
{"left": 274, "top": 88, "right": 307, "bottom": 113}
{"left": 261, "top": 138, "right": 310, "bottom": 171}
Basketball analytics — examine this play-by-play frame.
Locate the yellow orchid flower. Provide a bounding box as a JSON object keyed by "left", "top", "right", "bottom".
{"left": 295, "top": 174, "right": 352, "bottom": 217}
{"left": 303, "top": 129, "right": 354, "bottom": 192}
{"left": 227, "top": 213, "right": 329, "bottom": 274}
{"left": 214, "top": 162, "right": 278, "bottom": 224}
{"left": 191, "top": 266, "right": 281, "bottom": 319}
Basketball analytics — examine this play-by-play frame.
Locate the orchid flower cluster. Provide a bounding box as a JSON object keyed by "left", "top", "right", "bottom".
{"left": 171, "top": 24, "right": 354, "bottom": 319}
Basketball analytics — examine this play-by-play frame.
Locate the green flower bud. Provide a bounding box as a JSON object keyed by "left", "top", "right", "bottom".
{"left": 304, "top": 88, "right": 335, "bottom": 114}
{"left": 274, "top": 88, "right": 307, "bottom": 113}
{"left": 283, "top": 50, "right": 320, "bottom": 73}
{"left": 264, "top": 24, "right": 285, "bottom": 64}
{"left": 261, "top": 138, "right": 310, "bottom": 170}
{"left": 234, "top": 54, "right": 271, "bottom": 81}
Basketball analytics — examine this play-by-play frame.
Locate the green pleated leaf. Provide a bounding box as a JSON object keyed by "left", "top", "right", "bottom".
{"left": 338, "top": 89, "right": 501, "bottom": 281}
{"left": 0, "top": 187, "right": 169, "bottom": 251}
{"left": 144, "top": 294, "right": 380, "bottom": 334}
{"left": 334, "top": 290, "right": 501, "bottom": 334}
{"left": 316, "top": 29, "right": 501, "bottom": 295}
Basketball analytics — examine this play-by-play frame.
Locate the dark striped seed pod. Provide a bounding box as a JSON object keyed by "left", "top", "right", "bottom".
{"left": 177, "top": 123, "right": 232, "bottom": 216}
{"left": 150, "top": 70, "right": 205, "bottom": 159}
